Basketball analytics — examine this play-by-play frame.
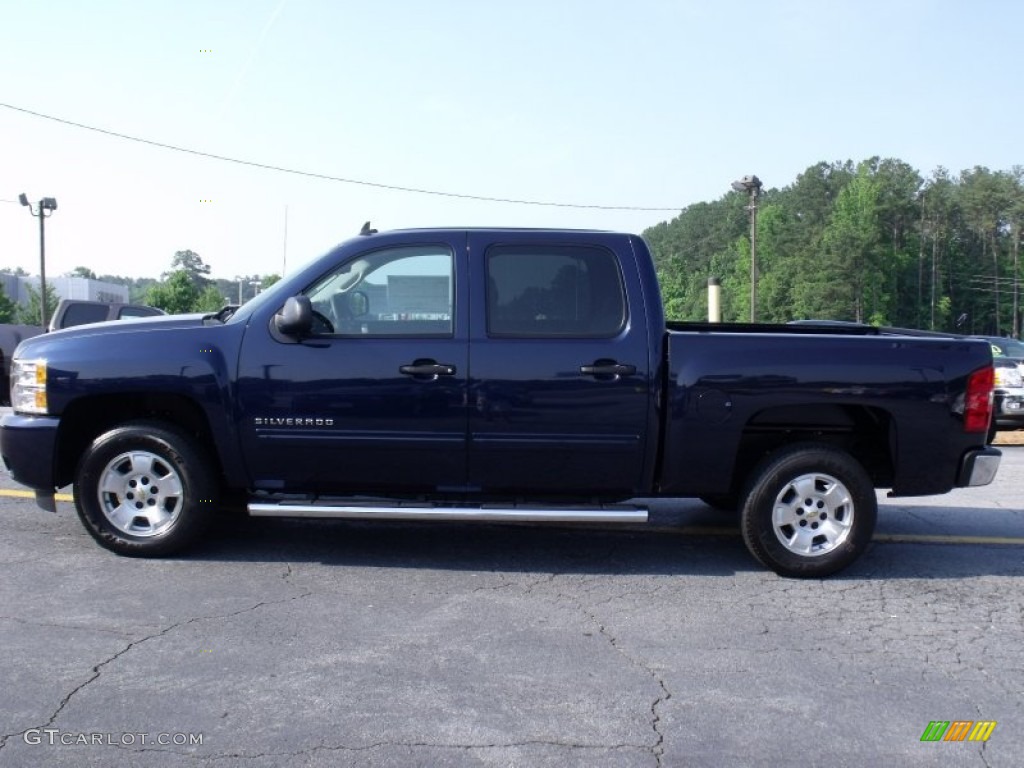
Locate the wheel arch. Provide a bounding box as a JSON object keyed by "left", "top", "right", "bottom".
{"left": 728, "top": 403, "right": 895, "bottom": 497}
{"left": 55, "top": 393, "right": 227, "bottom": 488}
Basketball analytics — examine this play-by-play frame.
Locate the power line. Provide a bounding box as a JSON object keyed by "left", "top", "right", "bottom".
{"left": 0, "top": 102, "right": 682, "bottom": 213}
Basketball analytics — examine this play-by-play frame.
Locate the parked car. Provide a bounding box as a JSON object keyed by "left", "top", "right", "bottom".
{"left": 990, "top": 357, "right": 1024, "bottom": 431}
{"left": 973, "top": 337, "right": 1024, "bottom": 438}
{"left": 977, "top": 335, "right": 1024, "bottom": 364}
{"left": 0, "top": 228, "right": 1001, "bottom": 577}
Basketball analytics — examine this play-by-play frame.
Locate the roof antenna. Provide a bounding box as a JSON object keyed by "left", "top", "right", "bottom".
{"left": 360, "top": 221, "right": 377, "bottom": 236}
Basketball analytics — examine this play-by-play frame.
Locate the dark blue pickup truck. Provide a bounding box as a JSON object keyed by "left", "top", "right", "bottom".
{"left": 0, "top": 228, "right": 1002, "bottom": 576}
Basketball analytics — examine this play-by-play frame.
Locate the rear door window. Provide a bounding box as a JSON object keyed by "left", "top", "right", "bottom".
{"left": 486, "top": 245, "right": 626, "bottom": 337}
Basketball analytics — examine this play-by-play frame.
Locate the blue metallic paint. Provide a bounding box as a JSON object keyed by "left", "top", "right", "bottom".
{"left": 0, "top": 228, "right": 997, "bottom": 503}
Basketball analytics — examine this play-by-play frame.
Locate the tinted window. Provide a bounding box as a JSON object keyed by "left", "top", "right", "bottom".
{"left": 118, "top": 306, "right": 162, "bottom": 319}
{"left": 486, "top": 245, "right": 625, "bottom": 337}
{"left": 306, "top": 245, "right": 453, "bottom": 336}
{"left": 61, "top": 303, "right": 110, "bottom": 328}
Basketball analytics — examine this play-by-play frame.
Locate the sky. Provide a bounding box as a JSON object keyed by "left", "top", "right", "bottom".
{"left": 1, "top": 0, "right": 1022, "bottom": 282}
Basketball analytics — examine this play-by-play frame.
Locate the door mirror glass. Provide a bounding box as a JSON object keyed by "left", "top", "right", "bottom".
{"left": 347, "top": 290, "right": 369, "bottom": 317}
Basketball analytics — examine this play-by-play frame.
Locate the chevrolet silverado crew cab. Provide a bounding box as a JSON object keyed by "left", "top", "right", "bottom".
{"left": 0, "top": 228, "right": 1001, "bottom": 577}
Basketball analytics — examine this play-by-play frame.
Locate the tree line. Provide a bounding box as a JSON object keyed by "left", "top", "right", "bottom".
{"left": 644, "top": 158, "right": 1024, "bottom": 337}
{"left": 0, "top": 250, "right": 281, "bottom": 323}
{"left": 140, "top": 250, "right": 280, "bottom": 314}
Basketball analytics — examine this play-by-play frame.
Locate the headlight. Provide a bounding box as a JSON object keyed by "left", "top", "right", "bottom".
{"left": 994, "top": 365, "right": 1024, "bottom": 388}
{"left": 11, "top": 359, "right": 48, "bottom": 414}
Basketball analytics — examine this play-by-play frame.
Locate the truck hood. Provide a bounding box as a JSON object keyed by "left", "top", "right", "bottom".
{"left": 15, "top": 313, "right": 212, "bottom": 356}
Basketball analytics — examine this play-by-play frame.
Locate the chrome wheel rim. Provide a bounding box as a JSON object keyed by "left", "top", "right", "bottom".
{"left": 771, "top": 472, "right": 855, "bottom": 557}
{"left": 97, "top": 451, "right": 184, "bottom": 537}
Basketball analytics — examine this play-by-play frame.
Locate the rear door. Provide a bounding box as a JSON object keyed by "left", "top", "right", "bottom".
{"left": 467, "top": 233, "right": 653, "bottom": 495}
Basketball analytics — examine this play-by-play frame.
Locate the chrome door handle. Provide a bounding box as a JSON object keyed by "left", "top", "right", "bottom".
{"left": 400, "top": 361, "right": 456, "bottom": 377}
{"left": 580, "top": 361, "right": 636, "bottom": 377}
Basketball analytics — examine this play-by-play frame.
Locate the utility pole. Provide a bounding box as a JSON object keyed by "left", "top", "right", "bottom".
{"left": 730, "top": 176, "right": 763, "bottom": 322}
{"left": 18, "top": 194, "right": 58, "bottom": 326}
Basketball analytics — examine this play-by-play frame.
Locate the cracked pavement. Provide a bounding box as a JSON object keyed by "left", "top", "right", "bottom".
{"left": 1, "top": 451, "right": 1022, "bottom": 766}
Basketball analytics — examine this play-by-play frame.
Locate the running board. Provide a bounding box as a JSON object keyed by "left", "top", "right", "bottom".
{"left": 247, "top": 500, "right": 648, "bottom": 524}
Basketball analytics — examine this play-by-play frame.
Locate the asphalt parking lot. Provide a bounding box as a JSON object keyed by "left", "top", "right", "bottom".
{"left": 0, "top": 434, "right": 1021, "bottom": 767}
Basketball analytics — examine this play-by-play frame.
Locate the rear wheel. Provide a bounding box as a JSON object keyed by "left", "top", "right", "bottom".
{"left": 739, "top": 444, "right": 876, "bottom": 578}
{"left": 74, "top": 421, "right": 217, "bottom": 556}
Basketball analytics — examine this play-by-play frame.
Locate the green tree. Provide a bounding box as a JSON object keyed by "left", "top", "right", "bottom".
{"left": 71, "top": 266, "right": 97, "bottom": 279}
{"left": 261, "top": 273, "right": 282, "bottom": 290}
{"left": 648, "top": 196, "right": 749, "bottom": 320}
{"left": 195, "top": 284, "right": 227, "bottom": 312}
{"left": 811, "top": 165, "right": 883, "bottom": 322}
{"left": 1007, "top": 166, "right": 1024, "bottom": 337}
{"left": 16, "top": 282, "right": 61, "bottom": 326}
{"left": 643, "top": 157, "right": 1024, "bottom": 333}
{"left": 0, "top": 283, "right": 17, "bottom": 323}
{"left": 167, "top": 250, "right": 212, "bottom": 290}
{"left": 920, "top": 167, "right": 960, "bottom": 330}
{"left": 960, "top": 166, "right": 1013, "bottom": 334}
{"left": 146, "top": 270, "right": 199, "bottom": 314}
{"left": 864, "top": 158, "right": 922, "bottom": 327}
{"left": 746, "top": 203, "right": 794, "bottom": 322}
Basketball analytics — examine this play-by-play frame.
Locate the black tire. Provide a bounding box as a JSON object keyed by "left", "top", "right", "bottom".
{"left": 74, "top": 420, "right": 218, "bottom": 556}
{"left": 739, "top": 443, "right": 876, "bottom": 578}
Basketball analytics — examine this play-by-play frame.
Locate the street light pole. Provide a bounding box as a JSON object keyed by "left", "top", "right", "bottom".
{"left": 19, "top": 193, "right": 58, "bottom": 327}
{"left": 731, "top": 176, "right": 763, "bottom": 322}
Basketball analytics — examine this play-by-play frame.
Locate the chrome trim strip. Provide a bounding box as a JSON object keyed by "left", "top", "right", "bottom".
{"left": 247, "top": 503, "right": 648, "bottom": 524}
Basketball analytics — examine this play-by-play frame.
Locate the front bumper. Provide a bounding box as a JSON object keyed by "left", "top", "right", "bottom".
{"left": 0, "top": 412, "right": 61, "bottom": 491}
{"left": 993, "top": 388, "right": 1024, "bottom": 427}
{"left": 957, "top": 447, "right": 1001, "bottom": 487}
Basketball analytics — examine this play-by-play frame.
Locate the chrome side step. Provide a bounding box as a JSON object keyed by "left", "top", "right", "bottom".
{"left": 247, "top": 501, "right": 648, "bottom": 524}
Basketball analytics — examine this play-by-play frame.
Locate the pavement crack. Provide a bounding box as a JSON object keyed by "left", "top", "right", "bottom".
{"left": 558, "top": 590, "right": 670, "bottom": 767}
{"left": 0, "top": 591, "right": 313, "bottom": 753}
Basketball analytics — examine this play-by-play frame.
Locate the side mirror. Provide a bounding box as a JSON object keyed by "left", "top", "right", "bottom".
{"left": 348, "top": 290, "right": 369, "bottom": 317}
{"left": 275, "top": 295, "right": 313, "bottom": 336}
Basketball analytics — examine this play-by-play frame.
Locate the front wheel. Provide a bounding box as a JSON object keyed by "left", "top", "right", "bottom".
{"left": 739, "top": 444, "right": 876, "bottom": 578}
{"left": 74, "top": 421, "right": 218, "bottom": 556}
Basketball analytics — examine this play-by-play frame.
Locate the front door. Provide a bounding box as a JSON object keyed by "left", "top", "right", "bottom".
{"left": 237, "top": 238, "right": 469, "bottom": 494}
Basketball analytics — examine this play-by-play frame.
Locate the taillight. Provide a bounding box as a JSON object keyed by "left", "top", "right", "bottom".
{"left": 964, "top": 366, "right": 994, "bottom": 433}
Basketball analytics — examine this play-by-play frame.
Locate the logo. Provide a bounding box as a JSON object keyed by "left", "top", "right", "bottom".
{"left": 920, "top": 720, "right": 997, "bottom": 742}
{"left": 253, "top": 417, "right": 335, "bottom": 427}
